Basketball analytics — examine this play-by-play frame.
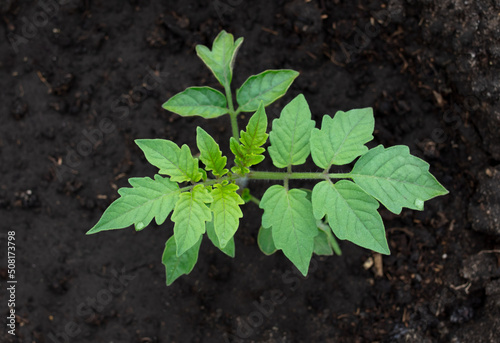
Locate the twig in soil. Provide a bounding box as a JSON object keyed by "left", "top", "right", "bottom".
{"left": 387, "top": 227, "right": 414, "bottom": 237}
{"left": 478, "top": 249, "right": 500, "bottom": 255}
{"left": 373, "top": 253, "right": 384, "bottom": 278}
{"left": 261, "top": 27, "right": 278, "bottom": 35}
{"left": 450, "top": 281, "right": 472, "bottom": 294}
{"left": 36, "top": 71, "right": 52, "bottom": 93}
{"left": 323, "top": 49, "right": 346, "bottom": 67}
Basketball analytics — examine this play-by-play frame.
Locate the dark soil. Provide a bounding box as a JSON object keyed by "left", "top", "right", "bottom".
{"left": 1, "top": 0, "right": 500, "bottom": 342}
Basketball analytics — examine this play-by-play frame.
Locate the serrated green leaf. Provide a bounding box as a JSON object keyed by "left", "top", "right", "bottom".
{"left": 246, "top": 154, "right": 265, "bottom": 165}
{"left": 210, "top": 182, "right": 244, "bottom": 248}
{"left": 236, "top": 70, "right": 299, "bottom": 112}
{"left": 162, "top": 235, "right": 202, "bottom": 286}
{"left": 230, "top": 102, "right": 269, "bottom": 175}
{"left": 313, "top": 229, "right": 334, "bottom": 256}
{"left": 312, "top": 180, "right": 389, "bottom": 254}
{"left": 135, "top": 139, "right": 203, "bottom": 183}
{"left": 172, "top": 185, "right": 213, "bottom": 256}
{"left": 162, "top": 87, "right": 228, "bottom": 119}
{"left": 196, "top": 30, "right": 243, "bottom": 89}
{"left": 229, "top": 137, "right": 249, "bottom": 175}
{"left": 351, "top": 145, "right": 449, "bottom": 214}
{"left": 260, "top": 185, "right": 318, "bottom": 276}
{"left": 229, "top": 136, "right": 244, "bottom": 159}
{"left": 268, "top": 94, "right": 315, "bottom": 168}
{"left": 206, "top": 219, "right": 235, "bottom": 257}
{"left": 196, "top": 127, "right": 228, "bottom": 177}
{"left": 311, "top": 108, "right": 374, "bottom": 169}
{"left": 87, "top": 175, "right": 180, "bottom": 235}
{"left": 257, "top": 226, "right": 277, "bottom": 255}
{"left": 240, "top": 101, "right": 268, "bottom": 155}
{"left": 199, "top": 168, "right": 208, "bottom": 182}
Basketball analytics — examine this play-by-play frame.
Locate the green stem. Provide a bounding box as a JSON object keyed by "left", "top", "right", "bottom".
{"left": 284, "top": 166, "right": 291, "bottom": 190}
{"left": 247, "top": 171, "right": 352, "bottom": 180}
{"left": 178, "top": 171, "right": 351, "bottom": 194}
{"left": 225, "top": 83, "right": 235, "bottom": 113}
{"left": 229, "top": 112, "right": 239, "bottom": 140}
{"left": 179, "top": 176, "right": 230, "bottom": 193}
{"left": 316, "top": 220, "right": 342, "bottom": 256}
{"left": 224, "top": 83, "right": 239, "bottom": 140}
{"left": 329, "top": 235, "right": 342, "bottom": 256}
{"left": 249, "top": 195, "right": 261, "bottom": 206}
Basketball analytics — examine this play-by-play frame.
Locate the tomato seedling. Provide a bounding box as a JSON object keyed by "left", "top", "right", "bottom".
{"left": 88, "top": 31, "right": 448, "bottom": 285}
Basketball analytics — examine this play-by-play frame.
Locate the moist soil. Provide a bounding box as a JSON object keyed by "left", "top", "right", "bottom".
{"left": 1, "top": 1, "right": 500, "bottom": 342}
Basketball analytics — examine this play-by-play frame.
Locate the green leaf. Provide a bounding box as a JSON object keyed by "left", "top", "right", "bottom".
{"left": 87, "top": 175, "right": 180, "bottom": 234}
{"left": 313, "top": 229, "right": 334, "bottom": 256}
{"left": 236, "top": 70, "right": 299, "bottom": 112}
{"left": 268, "top": 94, "right": 316, "bottom": 168}
{"left": 196, "top": 127, "right": 228, "bottom": 177}
{"left": 240, "top": 188, "right": 251, "bottom": 203}
{"left": 206, "top": 219, "right": 235, "bottom": 258}
{"left": 162, "top": 87, "right": 228, "bottom": 119}
{"left": 260, "top": 185, "right": 318, "bottom": 276}
{"left": 351, "top": 145, "right": 449, "bottom": 214}
{"left": 229, "top": 137, "right": 249, "bottom": 175}
{"left": 310, "top": 108, "right": 374, "bottom": 169}
{"left": 172, "top": 185, "right": 213, "bottom": 256}
{"left": 240, "top": 102, "right": 268, "bottom": 155}
{"left": 210, "top": 182, "right": 244, "bottom": 248}
{"left": 199, "top": 168, "right": 208, "bottom": 182}
{"left": 196, "top": 30, "right": 243, "bottom": 89}
{"left": 312, "top": 180, "right": 389, "bottom": 255}
{"left": 257, "top": 226, "right": 277, "bottom": 255}
{"left": 162, "top": 235, "right": 202, "bottom": 286}
{"left": 230, "top": 102, "right": 269, "bottom": 175}
{"left": 135, "top": 139, "right": 203, "bottom": 183}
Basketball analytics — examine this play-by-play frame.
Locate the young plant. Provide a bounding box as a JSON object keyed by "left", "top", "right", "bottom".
{"left": 87, "top": 31, "right": 448, "bottom": 285}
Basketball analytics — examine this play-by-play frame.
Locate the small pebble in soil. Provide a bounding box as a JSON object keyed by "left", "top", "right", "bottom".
{"left": 15, "top": 189, "right": 40, "bottom": 209}
{"left": 450, "top": 305, "right": 474, "bottom": 323}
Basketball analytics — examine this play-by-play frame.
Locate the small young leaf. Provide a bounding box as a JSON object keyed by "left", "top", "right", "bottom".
{"left": 172, "top": 185, "right": 213, "bottom": 256}
{"left": 312, "top": 180, "right": 389, "bottom": 255}
{"left": 135, "top": 139, "right": 203, "bottom": 183}
{"left": 162, "top": 235, "right": 202, "bottom": 286}
{"left": 87, "top": 175, "right": 180, "bottom": 235}
{"left": 162, "top": 87, "right": 228, "bottom": 119}
{"left": 240, "top": 101, "right": 268, "bottom": 156}
{"left": 196, "top": 30, "right": 243, "bottom": 89}
{"left": 196, "top": 127, "right": 228, "bottom": 177}
{"left": 199, "top": 168, "right": 208, "bottom": 182}
{"left": 351, "top": 145, "right": 449, "bottom": 214}
{"left": 240, "top": 188, "right": 251, "bottom": 203}
{"left": 260, "top": 185, "right": 318, "bottom": 276}
{"left": 210, "top": 182, "right": 244, "bottom": 248}
{"left": 231, "top": 102, "right": 269, "bottom": 175}
{"left": 268, "top": 94, "right": 315, "bottom": 168}
{"left": 313, "top": 229, "right": 334, "bottom": 256}
{"left": 206, "top": 219, "right": 235, "bottom": 258}
{"left": 229, "top": 137, "right": 249, "bottom": 175}
{"left": 236, "top": 70, "right": 299, "bottom": 112}
{"left": 310, "top": 108, "right": 374, "bottom": 169}
{"left": 257, "top": 226, "right": 277, "bottom": 255}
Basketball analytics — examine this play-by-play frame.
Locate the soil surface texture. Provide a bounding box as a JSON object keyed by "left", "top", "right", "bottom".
{"left": 1, "top": 0, "right": 500, "bottom": 342}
